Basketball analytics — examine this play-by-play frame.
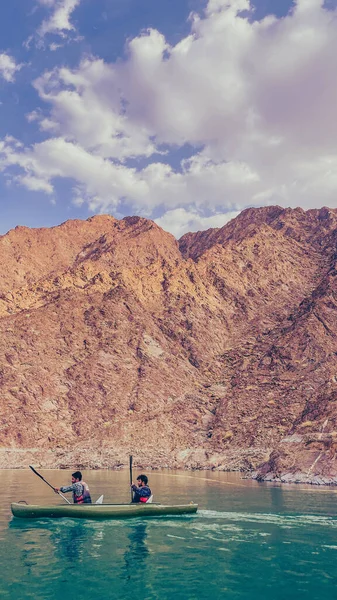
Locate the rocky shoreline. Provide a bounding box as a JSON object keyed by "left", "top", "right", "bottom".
{"left": 251, "top": 472, "right": 337, "bottom": 486}
{"left": 1, "top": 447, "right": 337, "bottom": 486}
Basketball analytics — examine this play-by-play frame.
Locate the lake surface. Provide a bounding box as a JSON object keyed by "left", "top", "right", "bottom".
{"left": 1, "top": 469, "right": 337, "bottom": 599}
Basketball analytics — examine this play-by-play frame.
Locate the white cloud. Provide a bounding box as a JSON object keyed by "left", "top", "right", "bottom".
{"left": 2, "top": 0, "right": 337, "bottom": 235}
{"left": 32, "top": 58, "right": 157, "bottom": 158}
{"left": 206, "top": 0, "right": 250, "bottom": 15}
{"left": 0, "top": 53, "right": 22, "bottom": 82}
{"left": 37, "top": 0, "right": 81, "bottom": 38}
{"left": 49, "top": 42, "right": 63, "bottom": 51}
{"left": 155, "top": 208, "right": 240, "bottom": 238}
{"left": 18, "top": 174, "right": 54, "bottom": 194}
{"left": 0, "top": 136, "right": 259, "bottom": 220}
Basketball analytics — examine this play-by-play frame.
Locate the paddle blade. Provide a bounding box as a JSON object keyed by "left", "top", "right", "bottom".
{"left": 29, "top": 465, "right": 70, "bottom": 503}
{"left": 29, "top": 465, "right": 50, "bottom": 485}
{"left": 95, "top": 495, "right": 104, "bottom": 504}
{"left": 29, "top": 465, "right": 40, "bottom": 477}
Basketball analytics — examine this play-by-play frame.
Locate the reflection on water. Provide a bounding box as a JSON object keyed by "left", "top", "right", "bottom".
{"left": 123, "top": 523, "right": 149, "bottom": 582}
{"left": 1, "top": 469, "right": 337, "bottom": 600}
{"left": 269, "top": 485, "right": 284, "bottom": 512}
{"left": 53, "top": 522, "right": 87, "bottom": 564}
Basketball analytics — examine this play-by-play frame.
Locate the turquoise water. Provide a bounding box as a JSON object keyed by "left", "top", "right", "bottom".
{"left": 1, "top": 469, "right": 337, "bottom": 599}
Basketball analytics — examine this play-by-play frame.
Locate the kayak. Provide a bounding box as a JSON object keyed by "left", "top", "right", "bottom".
{"left": 11, "top": 502, "right": 198, "bottom": 520}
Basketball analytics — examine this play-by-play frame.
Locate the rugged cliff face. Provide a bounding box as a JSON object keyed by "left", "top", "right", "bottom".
{"left": 1, "top": 207, "right": 337, "bottom": 483}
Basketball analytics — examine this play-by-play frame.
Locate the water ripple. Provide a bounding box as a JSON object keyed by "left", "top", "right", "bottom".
{"left": 198, "top": 510, "right": 337, "bottom": 529}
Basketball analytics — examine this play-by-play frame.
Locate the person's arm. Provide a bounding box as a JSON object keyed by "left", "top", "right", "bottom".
{"left": 59, "top": 484, "right": 76, "bottom": 493}
{"left": 55, "top": 483, "right": 81, "bottom": 494}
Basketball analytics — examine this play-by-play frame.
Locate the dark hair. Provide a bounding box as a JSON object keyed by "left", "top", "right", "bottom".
{"left": 137, "top": 474, "right": 148, "bottom": 485}
{"left": 72, "top": 471, "right": 82, "bottom": 481}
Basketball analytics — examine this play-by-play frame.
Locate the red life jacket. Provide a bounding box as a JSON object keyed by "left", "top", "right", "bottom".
{"left": 73, "top": 481, "right": 91, "bottom": 504}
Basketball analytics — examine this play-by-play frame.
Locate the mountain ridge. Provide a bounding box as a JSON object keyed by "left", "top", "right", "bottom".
{"left": 1, "top": 206, "right": 337, "bottom": 484}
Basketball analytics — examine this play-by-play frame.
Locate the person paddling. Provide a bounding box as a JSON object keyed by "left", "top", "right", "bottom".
{"left": 131, "top": 474, "right": 152, "bottom": 503}
{"left": 54, "top": 471, "right": 92, "bottom": 504}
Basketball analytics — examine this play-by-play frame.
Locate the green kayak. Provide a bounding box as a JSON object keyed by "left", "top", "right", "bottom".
{"left": 11, "top": 502, "right": 198, "bottom": 520}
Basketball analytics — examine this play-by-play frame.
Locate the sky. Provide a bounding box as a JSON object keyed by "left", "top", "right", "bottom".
{"left": 0, "top": 0, "right": 337, "bottom": 238}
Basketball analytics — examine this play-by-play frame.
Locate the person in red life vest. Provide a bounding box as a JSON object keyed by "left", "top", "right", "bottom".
{"left": 131, "top": 474, "right": 152, "bottom": 503}
{"left": 54, "top": 471, "right": 92, "bottom": 504}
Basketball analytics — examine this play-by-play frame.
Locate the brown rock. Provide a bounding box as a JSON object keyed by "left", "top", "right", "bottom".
{"left": 1, "top": 206, "right": 337, "bottom": 483}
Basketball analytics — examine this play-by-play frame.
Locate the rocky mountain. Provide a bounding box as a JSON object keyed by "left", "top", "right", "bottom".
{"left": 1, "top": 206, "right": 337, "bottom": 484}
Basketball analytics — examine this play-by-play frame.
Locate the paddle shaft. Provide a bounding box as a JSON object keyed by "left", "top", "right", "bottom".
{"left": 29, "top": 466, "right": 71, "bottom": 504}
{"left": 129, "top": 455, "right": 133, "bottom": 502}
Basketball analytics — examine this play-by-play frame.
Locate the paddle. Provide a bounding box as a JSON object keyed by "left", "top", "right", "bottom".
{"left": 129, "top": 455, "right": 133, "bottom": 502}
{"left": 29, "top": 465, "right": 71, "bottom": 504}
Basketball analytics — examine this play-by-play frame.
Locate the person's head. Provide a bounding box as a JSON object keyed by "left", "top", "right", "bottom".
{"left": 136, "top": 474, "right": 148, "bottom": 487}
{"left": 71, "top": 471, "right": 82, "bottom": 483}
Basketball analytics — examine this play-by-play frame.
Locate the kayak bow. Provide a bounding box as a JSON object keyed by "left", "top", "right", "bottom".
{"left": 11, "top": 502, "right": 198, "bottom": 520}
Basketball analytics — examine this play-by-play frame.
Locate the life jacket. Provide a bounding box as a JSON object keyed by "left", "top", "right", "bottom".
{"left": 73, "top": 481, "right": 92, "bottom": 504}
{"left": 133, "top": 485, "right": 152, "bottom": 503}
